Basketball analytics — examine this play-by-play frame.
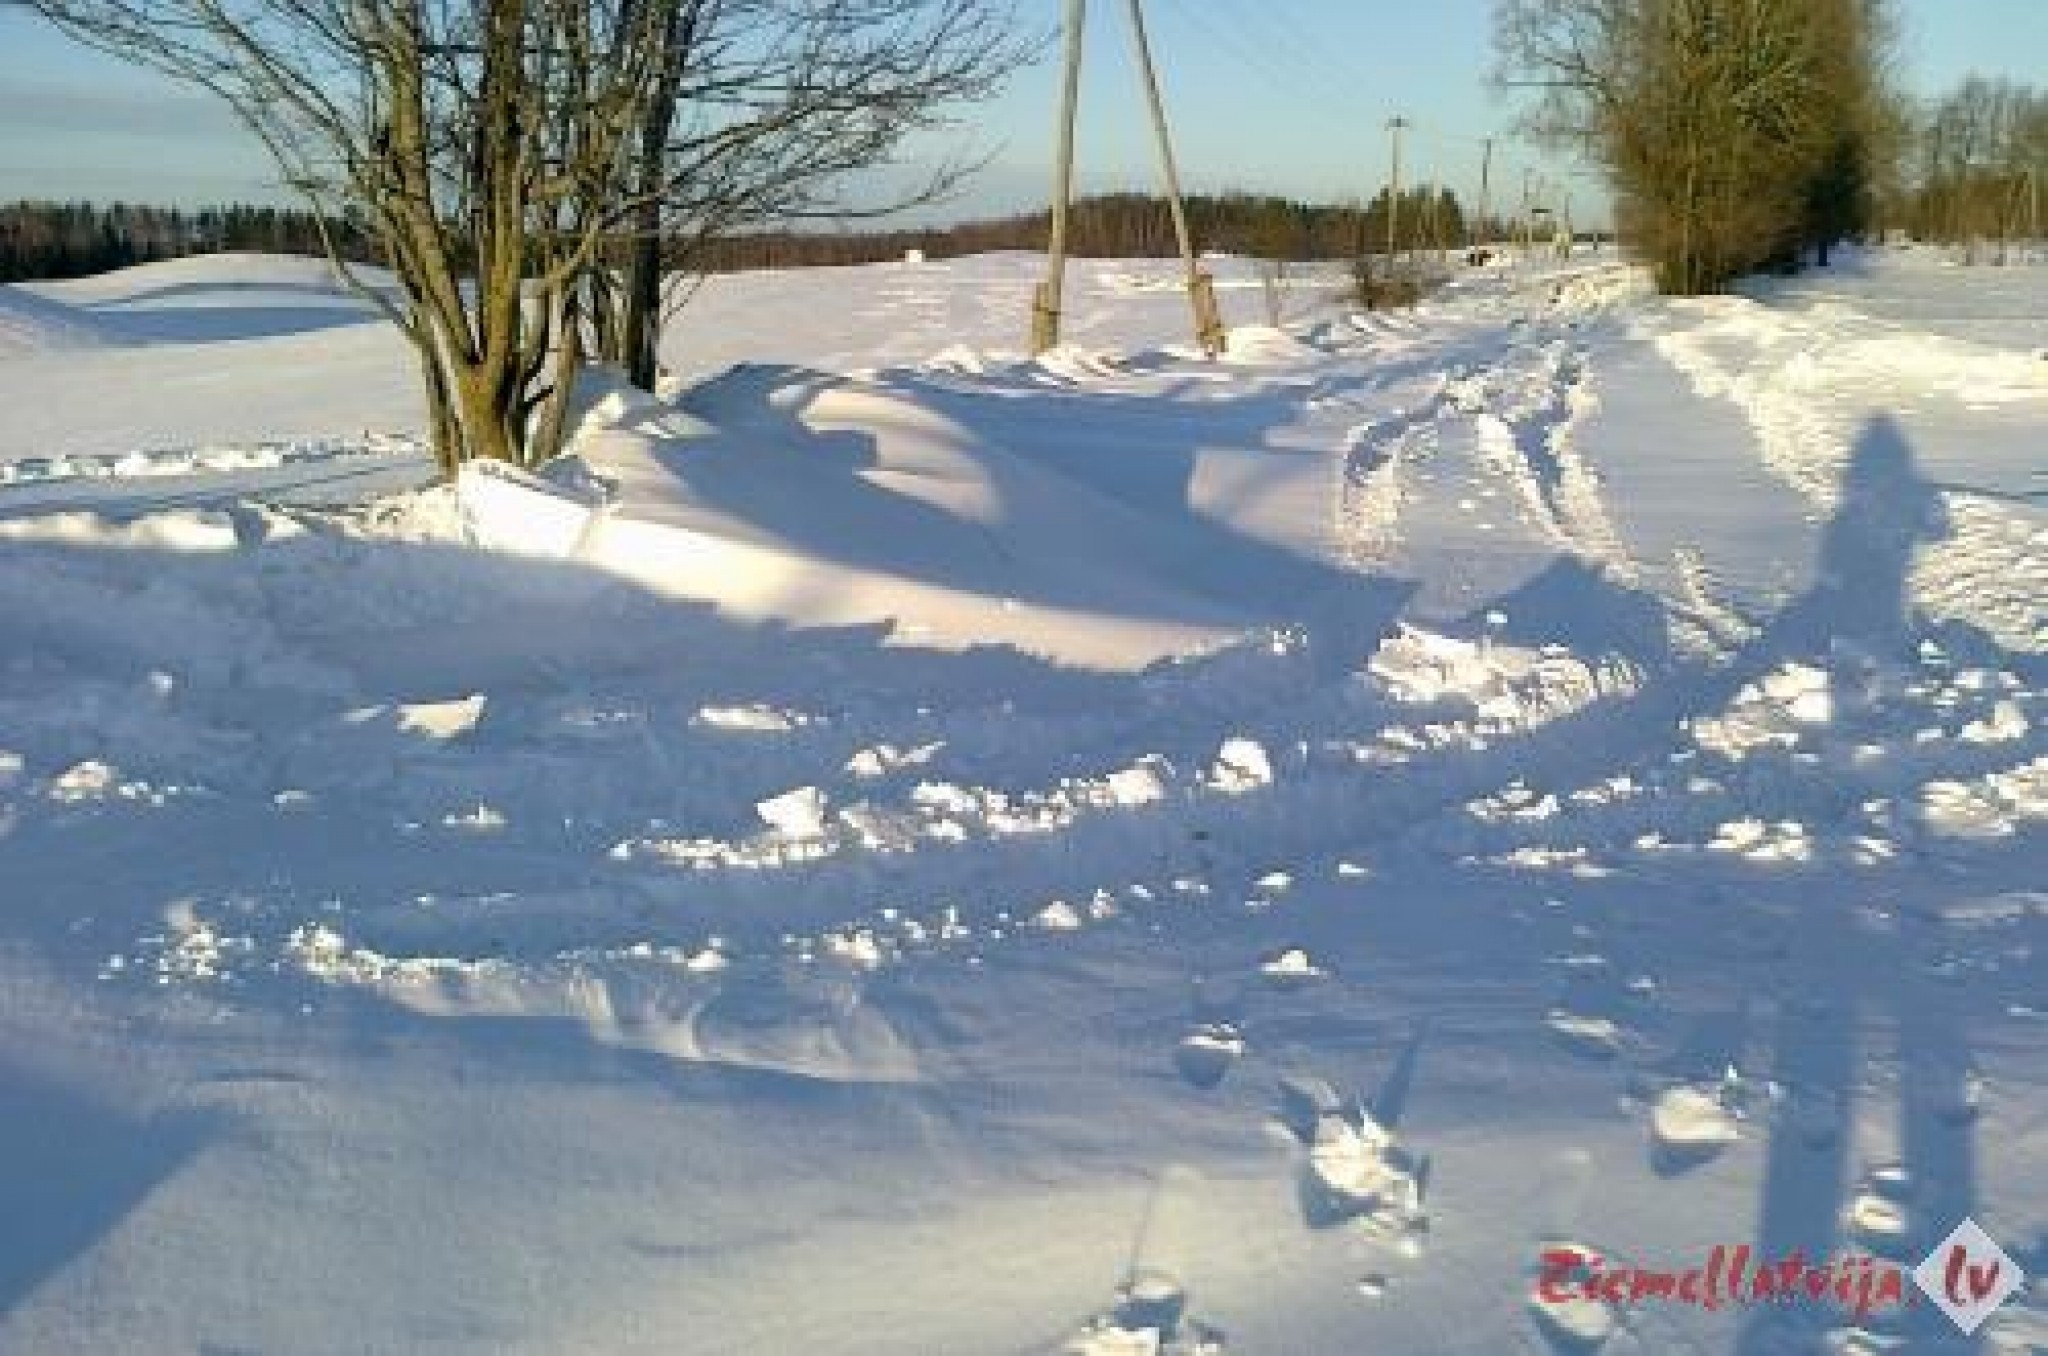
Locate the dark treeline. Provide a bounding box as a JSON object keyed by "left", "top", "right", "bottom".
{"left": 691, "top": 190, "right": 1483, "bottom": 271}
{"left": 2, "top": 191, "right": 1490, "bottom": 283}
{"left": 0, "top": 201, "right": 377, "bottom": 283}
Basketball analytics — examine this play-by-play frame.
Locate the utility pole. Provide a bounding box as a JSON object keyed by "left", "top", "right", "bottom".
{"left": 1519, "top": 168, "right": 1535, "bottom": 262}
{"left": 1124, "top": 0, "right": 1224, "bottom": 355}
{"left": 1032, "top": 0, "right": 1087, "bottom": 354}
{"left": 1422, "top": 178, "right": 1444, "bottom": 267}
{"left": 1475, "top": 137, "right": 1494, "bottom": 252}
{"left": 1385, "top": 116, "right": 1409, "bottom": 260}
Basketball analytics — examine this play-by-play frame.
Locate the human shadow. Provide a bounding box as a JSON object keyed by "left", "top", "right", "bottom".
{"left": 1367, "top": 411, "right": 2026, "bottom": 1351}
{"left": 1676, "top": 415, "right": 2002, "bottom": 1352}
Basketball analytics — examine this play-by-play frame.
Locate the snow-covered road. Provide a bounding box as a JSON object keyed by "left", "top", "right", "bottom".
{"left": 0, "top": 246, "right": 2042, "bottom": 1353}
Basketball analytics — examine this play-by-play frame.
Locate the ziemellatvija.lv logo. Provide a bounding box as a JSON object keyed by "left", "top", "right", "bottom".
{"left": 1914, "top": 1218, "right": 2024, "bottom": 1334}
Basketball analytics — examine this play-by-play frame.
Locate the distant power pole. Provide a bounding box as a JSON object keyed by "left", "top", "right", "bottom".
{"left": 1422, "top": 179, "right": 1444, "bottom": 265}
{"left": 1475, "top": 137, "right": 1494, "bottom": 250}
{"left": 1386, "top": 116, "right": 1409, "bottom": 259}
{"left": 1518, "top": 168, "right": 1535, "bottom": 260}
{"left": 1033, "top": 0, "right": 1088, "bottom": 354}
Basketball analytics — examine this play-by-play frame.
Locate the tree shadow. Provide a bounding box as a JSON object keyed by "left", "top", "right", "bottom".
{"left": 0, "top": 1055, "right": 224, "bottom": 1322}
{"left": 89, "top": 303, "right": 385, "bottom": 345}
{"left": 671, "top": 362, "right": 1411, "bottom": 640}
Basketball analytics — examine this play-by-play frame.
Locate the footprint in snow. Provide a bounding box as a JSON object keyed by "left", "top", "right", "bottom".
{"left": 1528, "top": 1242, "right": 1625, "bottom": 1352}
{"left": 1525, "top": 1153, "right": 1634, "bottom": 1352}
{"left": 1173, "top": 1024, "right": 1245, "bottom": 1090}
{"left": 1065, "top": 1168, "right": 1227, "bottom": 1355}
{"left": 1545, "top": 955, "right": 1649, "bottom": 1061}
{"left": 1843, "top": 1162, "right": 1919, "bottom": 1258}
{"left": 1190, "top": 975, "right": 1247, "bottom": 1026}
{"left": 1278, "top": 1049, "right": 1431, "bottom": 1242}
{"left": 1777, "top": 1081, "right": 1859, "bottom": 1155}
{"left": 1298, "top": 1108, "right": 1428, "bottom": 1237}
{"left": 1647, "top": 1084, "right": 1744, "bottom": 1174}
{"left": 1063, "top": 1269, "right": 1226, "bottom": 1355}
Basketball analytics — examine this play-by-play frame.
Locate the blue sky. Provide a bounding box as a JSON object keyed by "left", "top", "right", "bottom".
{"left": 2, "top": 0, "right": 2045, "bottom": 223}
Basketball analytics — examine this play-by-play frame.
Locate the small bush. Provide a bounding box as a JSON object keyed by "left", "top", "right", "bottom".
{"left": 1351, "top": 256, "right": 1439, "bottom": 310}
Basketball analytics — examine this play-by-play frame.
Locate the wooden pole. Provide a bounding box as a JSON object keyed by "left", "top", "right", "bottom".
{"left": 1475, "top": 137, "right": 1493, "bottom": 252}
{"left": 1423, "top": 179, "right": 1444, "bottom": 267}
{"left": 1124, "top": 0, "right": 1223, "bottom": 354}
{"left": 1386, "top": 116, "right": 1408, "bottom": 260}
{"left": 1033, "top": 0, "right": 1088, "bottom": 354}
{"left": 1519, "top": 168, "right": 1534, "bottom": 262}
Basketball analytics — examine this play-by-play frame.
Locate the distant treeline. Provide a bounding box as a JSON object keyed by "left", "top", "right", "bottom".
{"left": 0, "top": 201, "right": 377, "bottom": 283}
{"left": 689, "top": 189, "right": 1490, "bottom": 270}
{"left": 1902, "top": 77, "right": 2048, "bottom": 260}
{"left": 2, "top": 191, "right": 1502, "bottom": 283}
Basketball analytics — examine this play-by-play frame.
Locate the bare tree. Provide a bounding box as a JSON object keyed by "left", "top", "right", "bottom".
{"left": 599, "top": 0, "right": 1025, "bottom": 392}
{"left": 1496, "top": 0, "right": 1895, "bottom": 293}
{"left": 27, "top": 0, "right": 1021, "bottom": 472}
{"left": 1912, "top": 77, "right": 2048, "bottom": 260}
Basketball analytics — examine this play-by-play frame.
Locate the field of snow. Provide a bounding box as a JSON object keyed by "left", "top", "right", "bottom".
{"left": 0, "top": 243, "right": 2044, "bottom": 1354}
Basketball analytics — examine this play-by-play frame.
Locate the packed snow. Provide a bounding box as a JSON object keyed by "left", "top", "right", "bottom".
{"left": 0, "top": 243, "right": 2043, "bottom": 1353}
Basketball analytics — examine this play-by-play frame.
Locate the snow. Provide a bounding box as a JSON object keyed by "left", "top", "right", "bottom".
{"left": 0, "top": 244, "right": 2044, "bottom": 1353}
{"left": 0, "top": 283, "right": 125, "bottom": 354}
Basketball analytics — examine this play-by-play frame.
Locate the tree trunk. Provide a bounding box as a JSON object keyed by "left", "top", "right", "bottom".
{"left": 618, "top": 0, "right": 694, "bottom": 392}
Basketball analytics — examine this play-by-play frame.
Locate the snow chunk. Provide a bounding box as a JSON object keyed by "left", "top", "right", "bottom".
{"left": 1367, "top": 625, "right": 1623, "bottom": 731}
{"left": 1209, "top": 737, "right": 1273, "bottom": 792}
{"left": 1307, "top": 1110, "right": 1423, "bottom": 1221}
{"left": 1033, "top": 900, "right": 1084, "bottom": 931}
{"left": 756, "top": 785, "right": 829, "bottom": 838}
{"left": 683, "top": 944, "right": 730, "bottom": 974}
{"left": 1650, "top": 1086, "right": 1741, "bottom": 1157}
{"left": 844, "top": 740, "right": 941, "bottom": 777}
{"left": 1258, "top": 946, "right": 1327, "bottom": 988}
{"left": 820, "top": 928, "right": 887, "bottom": 969}
{"left": 441, "top": 803, "right": 507, "bottom": 832}
{"left": 390, "top": 693, "right": 487, "bottom": 740}
{"left": 694, "top": 704, "right": 801, "bottom": 733}
{"left": 0, "top": 508, "right": 238, "bottom": 552}
{"left": 457, "top": 457, "right": 605, "bottom": 558}
{"left": 1960, "top": 699, "right": 2029, "bottom": 744}
{"left": 1546, "top": 1011, "right": 1624, "bottom": 1058}
{"left": 1105, "top": 757, "right": 1171, "bottom": 806}
{"left": 48, "top": 759, "right": 118, "bottom": 803}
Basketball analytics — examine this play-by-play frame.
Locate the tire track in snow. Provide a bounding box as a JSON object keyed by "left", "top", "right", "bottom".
{"left": 1327, "top": 309, "right": 1644, "bottom": 597}
{"left": 1335, "top": 371, "right": 1452, "bottom": 564}
{"left": 1470, "top": 340, "right": 1635, "bottom": 573}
